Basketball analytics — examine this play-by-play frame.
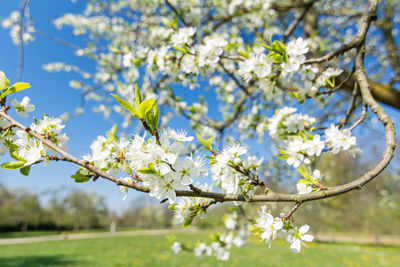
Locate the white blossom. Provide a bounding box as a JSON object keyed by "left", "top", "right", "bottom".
{"left": 325, "top": 124, "right": 356, "bottom": 154}
{"left": 11, "top": 97, "right": 35, "bottom": 117}
{"left": 286, "top": 225, "right": 314, "bottom": 253}
{"left": 171, "top": 242, "right": 182, "bottom": 254}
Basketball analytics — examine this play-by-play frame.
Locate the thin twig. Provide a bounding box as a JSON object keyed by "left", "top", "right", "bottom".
{"left": 349, "top": 104, "right": 367, "bottom": 131}
{"left": 282, "top": 0, "right": 316, "bottom": 43}
{"left": 339, "top": 82, "right": 359, "bottom": 129}
{"left": 305, "top": 1, "right": 378, "bottom": 64}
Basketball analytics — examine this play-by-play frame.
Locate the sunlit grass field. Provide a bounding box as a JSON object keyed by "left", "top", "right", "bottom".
{"left": 1, "top": 233, "right": 399, "bottom": 266}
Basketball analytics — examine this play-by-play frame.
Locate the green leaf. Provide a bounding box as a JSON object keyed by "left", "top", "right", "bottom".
{"left": 70, "top": 168, "right": 91, "bottom": 183}
{"left": 148, "top": 163, "right": 159, "bottom": 174}
{"left": 196, "top": 133, "right": 214, "bottom": 151}
{"left": 107, "top": 125, "right": 118, "bottom": 143}
{"left": 20, "top": 165, "right": 31, "bottom": 176}
{"left": 326, "top": 78, "right": 335, "bottom": 88}
{"left": 9, "top": 145, "right": 25, "bottom": 161}
{"left": 172, "top": 46, "right": 188, "bottom": 54}
{"left": 168, "top": 204, "right": 177, "bottom": 211}
{"left": 270, "top": 53, "right": 283, "bottom": 63}
{"left": 108, "top": 46, "right": 121, "bottom": 54}
{"left": 1, "top": 161, "right": 26, "bottom": 169}
{"left": 298, "top": 166, "right": 312, "bottom": 180}
{"left": 209, "top": 158, "right": 217, "bottom": 165}
{"left": 209, "top": 234, "right": 220, "bottom": 242}
{"left": 297, "top": 178, "right": 309, "bottom": 185}
{"left": 0, "top": 71, "right": 10, "bottom": 90}
{"left": 145, "top": 103, "right": 160, "bottom": 132}
{"left": 249, "top": 224, "right": 262, "bottom": 234}
{"left": 136, "top": 167, "right": 157, "bottom": 174}
{"left": 239, "top": 50, "right": 250, "bottom": 59}
{"left": 135, "top": 84, "right": 142, "bottom": 109}
{"left": 258, "top": 43, "right": 271, "bottom": 50}
{"left": 0, "top": 82, "right": 30, "bottom": 99}
{"left": 138, "top": 99, "right": 156, "bottom": 119}
{"left": 161, "top": 18, "right": 178, "bottom": 28}
{"left": 110, "top": 94, "right": 139, "bottom": 118}
{"left": 272, "top": 40, "right": 286, "bottom": 54}
{"left": 183, "top": 217, "right": 193, "bottom": 228}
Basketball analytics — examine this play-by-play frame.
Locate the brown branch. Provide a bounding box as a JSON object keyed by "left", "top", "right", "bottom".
{"left": 349, "top": 104, "right": 367, "bottom": 132}
{"left": 15, "top": 0, "right": 30, "bottom": 81}
{"left": 282, "top": 0, "right": 317, "bottom": 43}
{"left": 305, "top": 0, "right": 377, "bottom": 64}
{"left": 36, "top": 31, "right": 81, "bottom": 50}
{"left": 0, "top": 110, "right": 150, "bottom": 193}
{"left": 339, "top": 82, "right": 359, "bottom": 129}
{"left": 283, "top": 202, "right": 302, "bottom": 220}
{"left": 377, "top": 5, "right": 400, "bottom": 80}
{"left": 165, "top": 0, "right": 188, "bottom": 26}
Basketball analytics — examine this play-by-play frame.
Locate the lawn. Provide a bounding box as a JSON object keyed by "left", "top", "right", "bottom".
{"left": 0, "top": 233, "right": 399, "bottom": 266}
{"left": 0, "top": 229, "right": 111, "bottom": 239}
{"left": 0, "top": 231, "right": 59, "bottom": 239}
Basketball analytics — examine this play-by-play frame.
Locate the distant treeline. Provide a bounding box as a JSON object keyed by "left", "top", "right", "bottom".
{"left": 0, "top": 185, "right": 172, "bottom": 233}
{"left": 1, "top": 153, "right": 399, "bottom": 236}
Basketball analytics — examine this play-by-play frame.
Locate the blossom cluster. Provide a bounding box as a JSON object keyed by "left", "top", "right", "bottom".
{"left": 86, "top": 127, "right": 207, "bottom": 204}
{"left": 172, "top": 209, "right": 248, "bottom": 261}
{"left": 267, "top": 107, "right": 357, "bottom": 194}
{"left": 211, "top": 144, "right": 262, "bottom": 195}
{"left": 0, "top": 11, "right": 35, "bottom": 45}
{"left": 170, "top": 183, "right": 213, "bottom": 226}
{"left": 0, "top": 110, "right": 68, "bottom": 168}
{"left": 251, "top": 205, "right": 314, "bottom": 253}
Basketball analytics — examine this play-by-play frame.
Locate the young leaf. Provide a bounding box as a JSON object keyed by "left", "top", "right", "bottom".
{"left": 298, "top": 166, "right": 312, "bottom": 180}
{"left": 168, "top": 204, "right": 177, "bottom": 211}
{"left": 148, "top": 163, "right": 159, "bottom": 174}
{"left": 135, "top": 84, "right": 142, "bottom": 109}
{"left": 136, "top": 167, "right": 157, "bottom": 174}
{"left": 183, "top": 217, "right": 193, "bottom": 228}
{"left": 108, "top": 46, "right": 121, "bottom": 54}
{"left": 239, "top": 50, "right": 250, "bottom": 59}
{"left": 172, "top": 46, "right": 188, "bottom": 54}
{"left": 9, "top": 145, "right": 26, "bottom": 162}
{"left": 138, "top": 99, "right": 156, "bottom": 119}
{"left": 107, "top": 125, "right": 118, "bottom": 143}
{"left": 249, "top": 224, "right": 262, "bottom": 234}
{"left": 20, "top": 165, "right": 31, "bottom": 176}
{"left": 0, "top": 82, "right": 30, "bottom": 99}
{"left": 258, "top": 43, "right": 272, "bottom": 50}
{"left": 1, "top": 161, "right": 26, "bottom": 169}
{"left": 70, "top": 168, "right": 91, "bottom": 183}
{"left": 0, "top": 71, "right": 10, "bottom": 90}
{"left": 196, "top": 133, "right": 213, "bottom": 151}
{"left": 110, "top": 94, "right": 139, "bottom": 118}
{"left": 145, "top": 103, "right": 160, "bottom": 132}
{"left": 273, "top": 40, "right": 286, "bottom": 54}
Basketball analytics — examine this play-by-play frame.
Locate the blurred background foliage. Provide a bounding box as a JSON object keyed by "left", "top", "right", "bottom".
{"left": 1, "top": 145, "right": 399, "bottom": 239}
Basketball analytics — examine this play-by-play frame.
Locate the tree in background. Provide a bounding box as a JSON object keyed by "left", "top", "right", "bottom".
{"left": 64, "top": 189, "right": 109, "bottom": 231}
{"left": 118, "top": 196, "right": 173, "bottom": 229}
{"left": 0, "top": 186, "right": 111, "bottom": 232}
{"left": 0, "top": 185, "right": 43, "bottom": 232}
{"left": 0, "top": 0, "right": 399, "bottom": 260}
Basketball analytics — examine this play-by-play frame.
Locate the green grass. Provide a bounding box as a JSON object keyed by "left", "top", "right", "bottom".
{"left": 0, "top": 233, "right": 399, "bottom": 266}
{"left": 0, "top": 229, "right": 111, "bottom": 239}
{"left": 0, "top": 231, "right": 59, "bottom": 239}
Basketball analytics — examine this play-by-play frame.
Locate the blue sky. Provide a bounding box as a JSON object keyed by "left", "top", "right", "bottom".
{"left": 0, "top": 1, "right": 399, "bottom": 212}
{"left": 0, "top": 0, "right": 140, "bottom": 212}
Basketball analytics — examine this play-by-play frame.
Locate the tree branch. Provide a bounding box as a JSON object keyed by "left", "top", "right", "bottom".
{"left": 305, "top": 0, "right": 378, "bottom": 64}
